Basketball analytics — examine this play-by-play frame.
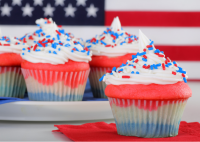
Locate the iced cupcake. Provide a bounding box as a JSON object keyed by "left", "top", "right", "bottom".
{"left": 85, "top": 17, "right": 139, "bottom": 98}
{"left": 101, "top": 30, "right": 192, "bottom": 138}
{"left": 0, "top": 36, "right": 27, "bottom": 98}
{"left": 21, "top": 26, "right": 92, "bottom": 101}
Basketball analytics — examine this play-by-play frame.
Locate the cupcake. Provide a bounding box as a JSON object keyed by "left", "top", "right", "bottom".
{"left": 0, "top": 36, "right": 27, "bottom": 98}
{"left": 101, "top": 30, "right": 192, "bottom": 138}
{"left": 21, "top": 18, "right": 84, "bottom": 46}
{"left": 21, "top": 22, "right": 92, "bottom": 101}
{"left": 85, "top": 17, "right": 139, "bottom": 98}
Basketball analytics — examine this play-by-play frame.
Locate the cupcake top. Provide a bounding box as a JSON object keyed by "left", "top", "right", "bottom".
{"left": 21, "top": 30, "right": 92, "bottom": 64}
{"left": 21, "top": 18, "right": 84, "bottom": 46}
{"left": 85, "top": 17, "right": 139, "bottom": 57}
{"left": 0, "top": 36, "right": 28, "bottom": 54}
{"left": 101, "top": 30, "right": 188, "bottom": 85}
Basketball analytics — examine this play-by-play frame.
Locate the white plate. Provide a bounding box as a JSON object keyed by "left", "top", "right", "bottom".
{"left": 0, "top": 101, "right": 113, "bottom": 121}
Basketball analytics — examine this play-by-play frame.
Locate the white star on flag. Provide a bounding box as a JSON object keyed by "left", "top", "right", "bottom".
{"left": 21, "top": 4, "right": 34, "bottom": 17}
{"left": 43, "top": 4, "right": 55, "bottom": 16}
{"left": 55, "top": 0, "right": 65, "bottom": 6}
{"left": 34, "top": 0, "right": 43, "bottom": 6}
{"left": 0, "top": 3, "right": 13, "bottom": 16}
{"left": 86, "top": 4, "right": 98, "bottom": 17}
{"left": 76, "top": 0, "right": 87, "bottom": 6}
{"left": 64, "top": 4, "right": 76, "bottom": 17}
{"left": 12, "top": 0, "right": 22, "bottom": 6}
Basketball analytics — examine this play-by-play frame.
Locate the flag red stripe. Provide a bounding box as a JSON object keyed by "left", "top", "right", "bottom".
{"left": 105, "top": 11, "right": 200, "bottom": 27}
{"left": 156, "top": 45, "right": 200, "bottom": 61}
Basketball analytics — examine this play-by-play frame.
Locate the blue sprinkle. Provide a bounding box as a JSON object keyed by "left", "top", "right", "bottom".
{"left": 112, "top": 67, "right": 116, "bottom": 72}
{"left": 120, "top": 41, "right": 125, "bottom": 45}
{"left": 66, "top": 38, "right": 70, "bottom": 41}
{"left": 96, "top": 40, "right": 99, "bottom": 44}
{"left": 119, "top": 33, "right": 123, "bottom": 36}
{"left": 81, "top": 50, "right": 86, "bottom": 53}
{"left": 38, "top": 43, "right": 43, "bottom": 47}
{"left": 42, "top": 33, "right": 46, "bottom": 35}
{"left": 28, "top": 50, "right": 30, "bottom": 52}
{"left": 22, "top": 48, "right": 26, "bottom": 51}
{"left": 168, "top": 63, "right": 172, "bottom": 66}
{"left": 37, "top": 24, "right": 40, "bottom": 26}
{"left": 99, "top": 74, "right": 105, "bottom": 82}
{"left": 113, "top": 40, "right": 115, "bottom": 43}
{"left": 173, "top": 61, "right": 177, "bottom": 65}
{"left": 74, "top": 47, "right": 79, "bottom": 51}
{"left": 165, "top": 64, "right": 169, "bottom": 67}
{"left": 46, "top": 35, "right": 51, "bottom": 38}
{"left": 53, "top": 51, "right": 57, "bottom": 54}
{"left": 65, "top": 44, "right": 70, "bottom": 47}
{"left": 157, "top": 63, "right": 161, "bottom": 67}
{"left": 101, "top": 40, "right": 107, "bottom": 45}
{"left": 22, "top": 53, "right": 24, "bottom": 55}
{"left": 71, "top": 50, "right": 74, "bottom": 52}
{"left": 129, "top": 64, "right": 133, "bottom": 66}
{"left": 131, "top": 71, "right": 134, "bottom": 74}
{"left": 58, "top": 48, "right": 61, "bottom": 51}
{"left": 132, "top": 55, "right": 137, "bottom": 59}
{"left": 49, "top": 50, "right": 51, "bottom": 53}
{"left": 148, "top": 47, "right": 154, "bottom": 50}
{"left": 150, "top": 65, "right": 154, "bottom": 70}
{"left": 57, "top": 34, "right": 60, "bottom": 40}
{"left": 45, "top": 22, "right": 47, "bottom": 24}
{"left": 118, "top": 68, "right": 123, "bottom": 72}
{"left": 110, "top": 73, "right": 113, "bottom": 75}
{"left": 150, "top": 41, "right": 154, "bottom": 45}
{"left": 104, "top": 31, "right": 107, "bottom": 34}
{"left": 142, "top": 58, "right": 147, "bottom": 62}
{"left": 183, "top": 77, "right": 187, "bottom": 83}
{"left": 153, "top": 64, "right": 158, "bottom": 69}
{"left": 160, "top": 51, "right": 164, "bottom": 54}
{"left": 52, "top": 38, "right": 55, "bottom": 40}
{"left": 87, "top": 51, "right": 90, "bottom": 55}
{"left": 136, "top": 71, "right": 139, "bottom": 74}
{"left": 130, "top": 35, "right": 133, "bottom": 38}
{"left": 87, "top": 45, "right": 91, "bottom": 48}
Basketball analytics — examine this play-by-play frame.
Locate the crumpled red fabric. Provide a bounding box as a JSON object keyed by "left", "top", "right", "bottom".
{"left": 53, "top": 121, "right": 200, "bottom": 141}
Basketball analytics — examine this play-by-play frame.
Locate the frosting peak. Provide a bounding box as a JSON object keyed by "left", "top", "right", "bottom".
{"left": 101, "top": 30, "right": 188, "bottom": 85}
{"left": 111, "top": 17, "right": 121, "bottom": 32}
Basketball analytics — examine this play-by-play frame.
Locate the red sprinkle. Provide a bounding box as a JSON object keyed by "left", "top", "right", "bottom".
{"left": 172, "top": 71, "right": 176, "bottom": 75}
{"left": 182, "top": 73, "right": 185, "bottom": 77}
{"left": 3, "top": 44, "right": 10, "bottom": 46}
{"left": 165, "top": 60, "right": 168, "bottom": 64}
{"left": 29, "top": 36, "right": 34, "bottom": 40}
{"left": 128, "top": 40, "right": 133, "bottom": 43}
{"left": 0, "top": 42, "right": 1, "bottom": 46}
{"left": 135, "top": 59, "right": 139, "bottom": 63}
{"left": 167, "top": 57, "right": 171, "bottom": 62}
{"left": 84, "top": 47, "right": 89, "bottom": 51}
{"left": 106, "top": 70, "right": 112, "bottom": 73}
{"left": 105, "top": 45, "right": 111, "bottom": 47}
{"left": 23, "top": 38, "right": 27, "bottom": 43}
{"left": 145, "top": 65, "right": 150, "bottom": 69}
{"left": 111, "top": 35, "right": 116, "bottom": 40}
{"left": 90, "top": 38, "right": 96, "bottom": 42}
{"left": 162, "top": 63, "right": 165, "bottom": 70}
{"left": 122, "top": 75, "right": 130, "bottom": 78}
{"left": 56, "top": 30, "right": 61, "bottom": 36}
{"left": 33, "top": 44, "right": 38, "bottom": 51}
{"left": 59, "top": 43, "right": 63, "bottom": 45}
{"left": 118, "top": 71, "right": 122, "bottom": 73}
{"left": 143, "top": 49, "right": 146, "bottom": 52}
{"left": 100, "top": 36, "right": 105, "bottom": 40}
{"left": 15, "top": 42, "right": 18, "bottom": 45}
{"left": 133, "top": 66, "right": 136, "bottom": 68}
{"left": 114, "top": 44, "right": 117, "bottom": 46}
{"left": 58, "top": 25, "right": 62, "bottom": 28}
{"left": 155, "top": 53, "right": 164, "bottom": 57}
{"left": 143, "top": 55, "right": 147, "bottom": 59}
{"left": 146, "top": 45, "right": 153, "bottom": 48}
{"left": 174, "top": 64, "right": 178, "bottom": 67}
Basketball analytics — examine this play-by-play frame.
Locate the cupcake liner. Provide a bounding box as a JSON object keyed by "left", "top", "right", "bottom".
{"left": 21, "top": 68, "right": 90, "bottom": 101}
{"left": 89, "top": 67, "right": 112, "bottom": 98}
{"left": 108, "top": 97, "right": 188, "bottom": 138}
{"left": 0, "top": 66, "right": 26, "bottom": 98}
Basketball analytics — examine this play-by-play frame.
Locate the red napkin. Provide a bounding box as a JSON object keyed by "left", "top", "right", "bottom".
{"left": 53, "top": 121, "right": 200, "bottom": 141}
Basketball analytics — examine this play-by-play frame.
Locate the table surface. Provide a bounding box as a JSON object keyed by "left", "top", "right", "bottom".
{"left": 0, "top": 81, "right": 199, "bottom": 141}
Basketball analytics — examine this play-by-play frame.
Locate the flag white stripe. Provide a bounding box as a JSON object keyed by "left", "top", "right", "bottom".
{"left": 105, "top": 0, "right": 200, "bottom": 11}
{"left": 1, "top": 26, "right": 200, "bottom": 45}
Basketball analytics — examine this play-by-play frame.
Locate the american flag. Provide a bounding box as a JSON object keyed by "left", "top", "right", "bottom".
{"left": 0, "top": 0, "right": 200, "bottom": 80}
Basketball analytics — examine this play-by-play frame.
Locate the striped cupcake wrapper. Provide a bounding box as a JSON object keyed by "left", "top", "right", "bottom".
{"left": 0, "top": 66, "right": 26, "bottom": 98}
{"left": 22, "top": 68, "right": 90, "bottom": 101}
{"left": 89, "top": 67, "right": 112, "bottom": 98}
{"left": 108, "top": 97, "right": 188, "bottom": 138}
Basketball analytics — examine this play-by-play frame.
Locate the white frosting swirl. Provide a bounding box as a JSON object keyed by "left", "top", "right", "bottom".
{"left": 22, "top": 18, "right": 84, "bottom": 46}
{"left": 0, "top": 36, "right": 28, "bottom": 54}
{"left": 102, "top": 30, "right": 188, "bottom": 85}
{"left": 85, "top": 17, "right": 139, "bottom": 57}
